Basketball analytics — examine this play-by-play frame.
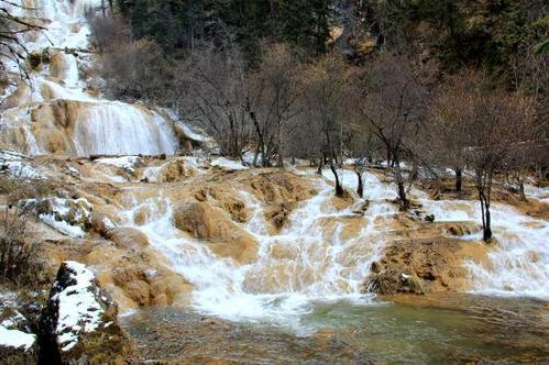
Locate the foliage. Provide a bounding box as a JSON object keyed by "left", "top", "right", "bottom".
{"left": 534, "top": 38, "right": 549, "bottom": 54}
{"left": 361, "top": 0, "right": 549, "bottom": 92}
{"left": 114, "top": 0, "right": 331, "bottom": 60}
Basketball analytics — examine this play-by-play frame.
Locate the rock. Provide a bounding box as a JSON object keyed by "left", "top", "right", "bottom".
{"left": 364, "top": 238, "right": 488, "bottom": 295}
{"left": 173, "top": 200, "right": 258, "bottom": 264}
{"left": 109, "top": 260, "right": 192, "bottom": 308}
{"left": 41, "top": 261, "right": 133, "bottom": 364}
{"left": 158, "top": 159, "right": 189, "bottom": 182}
{"left": 370, "top": 261, "right": 382, "bottom": 274}
{"left": 29, "top": 52, "right": 42, "bottom": 69}
{"left": 105, "top": 227, "right": 150, "bottom": 249}
{"left": 0, "top": 327, "right": 38, "bottom": 365}
{"left": 445, "top": 222, "right": 481, "bottom": 236}
{"left": 0, "top": 307, "right": 38, "bottom": 365}
{"left": 410, "top": 209, "right": 435, "bottom": 223}
{"left": 352, "top": 200, "right": 370, "bottom": 215}
{"left": 264, "top": 203, "right": 293, "bottom": 231}
{"left": 401, "top": 273, "right": 425, "bottom": 295}
{"left": 207, "top": 187, "right": 250, "bottom": 223}
{"left": 249, "top": 172, "right": 315, "bottom": 204}
{"left": 88, "top": 211, "right": 117, "bottom": 236}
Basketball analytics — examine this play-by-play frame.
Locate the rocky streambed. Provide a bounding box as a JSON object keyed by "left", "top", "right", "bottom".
{"left": 123, "top": 294, "right": 549, "bottom": 364}
{"left": 0, "top": 153, "right": 548, "bottom": 363}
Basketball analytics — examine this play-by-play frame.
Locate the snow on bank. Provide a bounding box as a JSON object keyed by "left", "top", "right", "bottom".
{"left": 40, "top": 214, "right": 86, "bottom": 238}
{"left": 0, "top": 151, "right": 45, "bottom": 179}
{"left": 524, "top": 184, "right": 549, "bottom": 204}
{"left": 95, "top": 156, "right": 143, "bottom": 174}
{"left": 53, "top": 262, "right": 103, "bottom": 352}
{"left": 211, "top": 157, "right": 248, "bottom": 171}
{"left": 0, "top": 326, "right": 35, "bottom": 351}
{"left": 21, "top": 198, "right": 92, "bottom": 238}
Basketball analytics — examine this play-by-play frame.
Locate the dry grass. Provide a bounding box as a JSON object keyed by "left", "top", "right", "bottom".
{"left": 0, "top": 177, "right": 57, "bottom": 287}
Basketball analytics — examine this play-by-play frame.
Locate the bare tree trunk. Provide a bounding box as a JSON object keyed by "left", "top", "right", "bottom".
{"left": 330, "top": 162, "right": 344, "bottom": 197}
{"left": 479, "top": 190, "right": 493, "bottom": 242}
{"left": 317, "top": 157, "right": 324, "bottom": 175}
{"left": 356, "top": 171, "right": 364, "bottom": 198}
{"left": 518, "top": 179, "right": 526, "bottom": 201}
{"left": 394, "top": 162, "right": 409, "bottom": 210}
{"left": 455, "top": 167, "right": 462, "bottom": 192}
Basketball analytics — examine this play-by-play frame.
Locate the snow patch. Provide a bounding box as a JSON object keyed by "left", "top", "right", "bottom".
{"left": 0, "top": 326, "right": 35, "bottom": 351}
{"left": 22, "top": 198, "right": 92, "bottom": 238}
{"left": 53, "top": 261, "right": 103, "bottom": 352}
{"left": 211, "top": 157, "right": 248, "bottom": 171}
{"left": 95, "top": 156, "right": 142, "bottom": 174}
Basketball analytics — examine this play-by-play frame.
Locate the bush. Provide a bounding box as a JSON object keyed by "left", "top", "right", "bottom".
{"left": 0, "top": 178, "right": 56, "bottom": 287}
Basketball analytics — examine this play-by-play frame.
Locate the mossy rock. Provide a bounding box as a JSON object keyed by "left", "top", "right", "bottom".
{"left": 29, "top": 53, "right": 42, "bottom": 69}
{"left": 41, "top": 262, "right": 134, "bottom": 364}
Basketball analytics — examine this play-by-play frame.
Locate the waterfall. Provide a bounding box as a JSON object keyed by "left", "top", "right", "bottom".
{"left": 0, "top": 0, "right": 179, "bottom": 156}
{"left": 421, "top": 199, "right": 549, "bottom": 300}
{"left": 116, "top": 171, "right": 398, "bottom": 324}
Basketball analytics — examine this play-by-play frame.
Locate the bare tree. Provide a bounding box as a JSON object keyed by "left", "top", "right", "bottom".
{"left": 245, "top": 44, "right": 300, "bottom": 167}
{"left": 298, "top": 53, "right": 354, "bottom": 196}
{"left": 179, "top": 44, "right": 252, "bottom": 158}
{"left": 358, "top": 52, "right": 427, "bottom": 209}
{"left": 0, "top": 1, "right": 45, "bottom": 80}
{"left": 427, "top": 73, "right": 477, "bottom": 192}
{"left": 100, "top": 39, "right": 172, "bottom": 102}
{"left": 462, "top": 84, "right": 535, "bottom": 242}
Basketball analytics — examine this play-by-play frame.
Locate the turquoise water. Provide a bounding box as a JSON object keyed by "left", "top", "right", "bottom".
{"left": 124, "top": 295, "right": 549, "bottom": 364}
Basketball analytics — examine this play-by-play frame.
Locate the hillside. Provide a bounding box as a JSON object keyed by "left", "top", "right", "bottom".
{"left": 0, "top": 1, "right": 548, "bottom": 363}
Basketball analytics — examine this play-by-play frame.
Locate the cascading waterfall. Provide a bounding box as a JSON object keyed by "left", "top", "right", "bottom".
{"left": 110, "top": 167, "right": 549, "bottom": 327}
{"left": 0, "top": 0, "right": 179, "bottom": 156}
{"left": 116, "top": 171, "right": 402, "bottom": 325}
{"left": 421, "top": 199, "right": 549, "bottom": 299}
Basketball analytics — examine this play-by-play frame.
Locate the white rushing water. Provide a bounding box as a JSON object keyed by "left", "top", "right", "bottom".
{"left": 0, "top": 0, "right": 179, "bottom": 156}
{"left": 111, "top": 167, "right": 549, "bottom": 326}
{"left": 114, "top": 171, "right": 402, "bottom": 326}
{"left": 421, "top": 198, "right": 549, "bottom": 300}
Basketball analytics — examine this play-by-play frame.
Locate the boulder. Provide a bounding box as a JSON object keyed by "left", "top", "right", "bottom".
{"left": 364, "top": 238, "right": 488, "bottom": 295}
{"left": 88, "top": 211, "right": 117, "bottom": 236}
{"left": 0, "top": 326, "right": 38, "bottom": 365}
{"left": 41, "top": 261, "right": 133, "bottom": 364}
{"left": 264, "top": 203, "right": 294, "bottom": 231}
{"left": 173, "top": 201, "right": 258, "bottom": 264}
{"left": 105, "top": 227, "right": 150, "bottom": 249}
{"left": 158, "top": 159, "right": 190, "bottom": 182}
{"left": 249, "top": 172, "right": 315, "bottom": 204}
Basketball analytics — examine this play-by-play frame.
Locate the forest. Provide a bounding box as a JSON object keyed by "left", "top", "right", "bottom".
{"left": 89, "top": 0, "right": 549, "bottom": 241}
{"left": 0, "top": 1, "right": 548, "bottom": 363}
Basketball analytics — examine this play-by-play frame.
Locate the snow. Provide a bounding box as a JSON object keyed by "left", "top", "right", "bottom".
{"left": 1, "top": 311, "right": 26, "bottom": 329}
{"left": 210, "top": 157, "right": 248, "bottom": 171}
{"left": 0, "top": 161, "right": 45, "bottom": 179}
{"left": 103, "top": 217, "right": 116, "bottom": 230}
{"left": 0, "top": 151, "right": 30, "bottom": 161}
{"left": 141, "top": 166, "right": 162, "bottom": 182}
{"left": 24, "top": 198, "right": 92, "bottom": 238}
{"left": 53, "top": 261, "right": 103, "bottom": 352}
{"left": 0, "top": 150, "right": 45, "bottom": 179}
{"left": 524, "top": 184, "right": 549, "bottom": 203}
{"left": 40, "top": 214, "right": 86, "bottom": 238}
{"left": 177, "top": 122, "right": 209, "bottom": 142}
{"left": 0, "top": 326, "right": 35, "bottom": 351}
{"left": 95, "top": 156, "right": 142, "bottom": 174}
